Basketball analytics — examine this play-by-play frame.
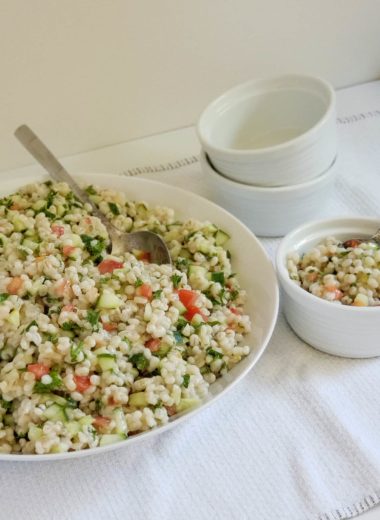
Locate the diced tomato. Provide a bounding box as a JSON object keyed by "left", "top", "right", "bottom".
{"left": 55, "top": 279, "right": 72, "bottom": 297}
{"left": 108, "top": 395, "right": 118, "bottom": 406}
{"left": 136, "top": 283, "right": 153, "bottom": 300}
{"left": 7, "top": 276, "right": 23, "bottom": 295}
{"left": 184, "top": 305, "right": 208, "bottom": 322}
{"left": 85, "top": 217, "right": 92, "bottom": 225}
{"left": 229, "top": 307, "right": 241, "bottom": 315}
{"left": 98, "top": 259, "right": 124, "bottom": 274}
{"left": 51, "top": 224, "right": 65, "bottom": 237}
{"left": 137, "top": 251, "right": 151, "bottom": 263}
{"left": 93, "top": 416, "right": 111, "bottom": 430}
{"left": 165, "top": 405, "right": 177, "bottom": 417}
{"left": 177, "top": 289, "right": 198, "bottom": 308}
{"left": 102, "top": 321, "right": 118, "bottom": 332}
{"left": 145, "top": 338, "right": 161, "bottom": 352}
{"left": 10, "top": 203, "right": 22, "bottom": 210}
{"left": 73, "top": 375, "right": 91, "bottom": 393}
{"left": 62, "top": 304, "right": 76, "bottom": 312}
{"left": 62, "top": 245, "right": 76, "bottom": 257}
{"left": 27, "top": 363, "right": 50, "bottom": 380}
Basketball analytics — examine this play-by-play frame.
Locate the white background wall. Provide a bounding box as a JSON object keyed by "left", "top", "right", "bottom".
{"left": 0, "top": 0, "right": 379, "bottom": 171}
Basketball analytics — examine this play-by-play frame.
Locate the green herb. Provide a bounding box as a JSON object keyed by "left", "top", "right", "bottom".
{"left": 153, "top": 289, "right": 163, "bottom": 299}
{"left": 182, "top": 374, "right": 190, "bottom": 388}
{"left": 208, "top": 321, "right": 221, "bottom": 326}
{"left": 173, "top": 331, "right": 184, "bottom": 344}
{"left": 80, "top": 234, "right": 107, "bottom": 258}
{"left": 46, "top": 190, "right": 56, "bottom": 208}
{"left": 176, "top": 258, "right": 190, "bottom": 270}
{"left": 108, "top": 202, "right": 120, "bottom": 216}
{"left": 176, "top": 317, "right": 188, "bottom": 331}
{"left": 135, "top": 278, "right": 143, "bottom": 288}
{"left": 206, "top": 347, "right": 223, "bottom": 359}
{"left": 0, "top": 399, "right": 12, "bottom": 410}
{"left": 85, "top": 185, "right": 97, "bottom": 195}
{"left": 25, "top": 320, "right": 38, "bottom": 332}
{"left": 65, "top": 397, "right": 78, "bottom": 408}
{"left": 229, "top": 290, "right": 239, "bottom": 301}
{"left": 86, "top": 309, "right": 100, "bottom": 329}
{"left": 70, "top": 341, "right": 83, "bottom": 363}
{"left": 211, "top": 272, "right": 225, "bottom": 285}
{"left": 152, "top": 399, "right": 163, "bottom": 409}
{"left": 129, "top": 353, "right": 149, "bottom": 372}
{"left": 61, "top": 321, "right": 78, "bottom": 331}
{"left": 34, "top": 370, "right": 62, "bottom": 393}
{"left": 44, "top": 333, "right": 58, "bottom": 343}
{"left": 95, "top": 398, "right": 102, "bottom": 413}
{"left": 0, "top": 293, "right": 10, "bottom": 303}
{"left": 171, "top": 274, "right": 182, "bottom": 288}
{"left": 0, "top": 197, "right": 13, "bottom": 208}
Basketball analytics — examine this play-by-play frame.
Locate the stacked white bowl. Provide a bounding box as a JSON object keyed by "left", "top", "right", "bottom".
{"left": 197, "top": 74, "right": 338, "bottom": 237}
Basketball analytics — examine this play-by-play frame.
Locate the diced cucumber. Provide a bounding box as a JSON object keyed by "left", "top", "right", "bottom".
{"left": 191, "top": 313, "right": 204, "bottom": 327}
{"left": 215, "top": 229, "right": 230, "bottom": 246}
{"left": 79, "top": 415, "right": 94, "bottom": 426}
{"left": 43, "top": 403, "right": 68, "bottom": 423}
{"left": 128, "top": 392, "right": 149, "bottom": 408}
{"left": 188, "top": 265, "right": 207, "bottom": 277}
{"left": 56, "top": 204, "right": 66, "bottom": 217}
{"left": 97, "top": 353, "right": 117, "bottom": 371}
{"left": 172, "top": 300, "right": 187, "bottom": 314}
{"left": 112, "top": 407, "right": 127, "bottom": 434}
{"left": 178, "top": 248, "right": 191, "bottom": 259}
{"left": 28, "top": 425, "right": 43, "bottom": 441}
{"left": 33, "top": 200, "right": 46, "bottom": 212}
{"left": 66, "top": 421, "right": 81, "bottom": 436}
{"left": 6, "top": 309, "right": 20, "bottom": 328}
{"left": 97, "top": 290, "right": 123, "bottom": 309}
{"left": 70, "top": 234, "right": 83, "bottom": 247}
{"left": 99, "top": 433, "right": 127, "bottom": 447}
{"left": 12, "top": 215, "right": 27, "bottom": 232}
{"left": 22, "top": 238, "right": 39, "bottom": 251}
{"left": 155, "top": 344, "right": 171, "bottom": 358}
{"left": 177, "top": 398, "right": 201, "bottom": 412}
{"left": 203, "top": 224, "right": 218, "bottom": 235}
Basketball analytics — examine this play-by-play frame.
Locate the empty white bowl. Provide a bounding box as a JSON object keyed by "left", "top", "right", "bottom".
{"left": 197, "top": 74, "right": 337, "bottom": 187}
{"left": 200, "top": 150, "right": 337, "bottom": 237}
{"left": 276, "top": 217, "right": 380, "bottom": 358}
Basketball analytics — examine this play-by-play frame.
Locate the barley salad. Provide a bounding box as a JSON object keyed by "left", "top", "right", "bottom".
{"left": 287, "top": 236, "right": 380, "bottom": 306}
{"left": 0, "top": 180, "right": 251, "bottom": 454}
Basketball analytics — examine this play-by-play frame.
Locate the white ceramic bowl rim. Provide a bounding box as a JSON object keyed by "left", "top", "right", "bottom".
{"left": 202, "top": 151, "right": 337, "bottom": 192}
{"left": 276, "top": 216, "right": 380, "bottom": 314}
{"left": 197, "top": 74, "right": 336, "bottom": 157}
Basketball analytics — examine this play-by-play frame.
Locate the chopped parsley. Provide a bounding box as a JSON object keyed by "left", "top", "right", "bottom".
{"left": 85, "top": 185, "right": 97, "bottom": 195}
{"left": 206, "top": 348, "right": 223, "bottom": 359}
{"left": 108, "top": 202, "right": 120, "bottom": 216}
{"left": 0, "top": 399, "right": 12, "bottom": 410}
{"left": 211, "top": 272, "right": 225, "bottom": 285}
{"left": 34, "top": 370, "right": 62, "bottom": 393}
{"left": 0, "top": 293, "right": 10, "bottom": 303}
{"left": 182, "top": 374, "right": 190, "bottom": 388}
{"left": 153, "top": 289, "right": 163, "bottom": 299}
{"left": 61, "top": 321, "right": 78, "bottom": 331}
{"left": 129, "top": 353, "right": 149, "bottom": 372}
{"left": 86, "top": 309, "right": 100, "bottom": 330}
{"left": 135, "top": 278, "right": 144, "bottom": 288}
{"left": 171, "top": 274, "right": 182, "bottom": 288}
{"left": 70, "top": 341, "right": 83, "bottom": 363}
{"left": 173, "top": 330, "right": 184, "bottom": 344}
{"left": 80, "top": 234, "right": 107, "bottom": 259}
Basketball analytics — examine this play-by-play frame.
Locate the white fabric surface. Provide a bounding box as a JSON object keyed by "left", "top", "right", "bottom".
{"left": 1, "top": 81, "right": 380, "bottom": 520}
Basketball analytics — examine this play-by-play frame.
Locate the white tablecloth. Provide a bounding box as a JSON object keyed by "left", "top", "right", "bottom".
{"left": 1, "top": 81, "right": 380, "bottom": 520}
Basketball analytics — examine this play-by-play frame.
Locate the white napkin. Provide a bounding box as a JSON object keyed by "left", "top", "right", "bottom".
{"left": 2, "top": 82, "right": 380, "bottom": 520}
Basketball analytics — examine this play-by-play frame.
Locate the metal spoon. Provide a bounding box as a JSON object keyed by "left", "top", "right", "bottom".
{"left": 14, "top": 125, "right": 171, "bottom": 264}
{"left": 342, "top": 229, "right": 380, "bottom": 248}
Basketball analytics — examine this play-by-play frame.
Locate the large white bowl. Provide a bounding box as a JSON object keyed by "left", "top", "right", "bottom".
{"left": 276, "top": 217, "right": 380, "bottom": 358}
{"left": 197, "top": 74, "right": 337, "bottom": 187}
{"left": 200, "top": 149, "right": 337, "bottom": 237}
{"left": 0, "top": 172, "right": 279, "bottom": 461}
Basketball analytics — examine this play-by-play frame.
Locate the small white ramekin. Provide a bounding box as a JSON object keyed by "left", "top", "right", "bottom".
{"left": 197, "top": 74, "right": 337, "bottom": 187}
{"left": 200, "top": 150, "right": 337, "bottom": 237}
{"left": 276, "top": 217, "right": 380, "bottom": 358}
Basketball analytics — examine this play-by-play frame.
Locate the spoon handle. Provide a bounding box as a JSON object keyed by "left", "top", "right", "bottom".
{"left": 14, "top": 124, "right": 118, "bottom": 241}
